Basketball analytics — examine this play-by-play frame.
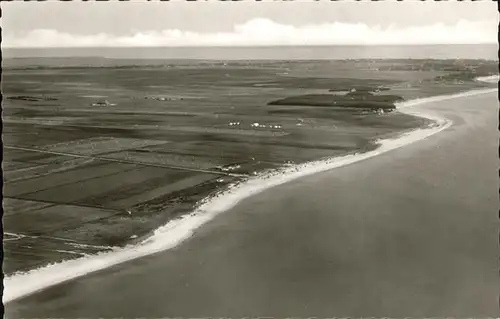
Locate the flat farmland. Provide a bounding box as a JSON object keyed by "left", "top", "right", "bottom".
{"left": 3, "top": 58, "right": 496, "bottom": 274}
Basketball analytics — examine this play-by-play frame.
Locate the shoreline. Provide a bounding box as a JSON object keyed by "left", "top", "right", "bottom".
{"left": 4, "top": 85, "right": 498, "bottom": 304}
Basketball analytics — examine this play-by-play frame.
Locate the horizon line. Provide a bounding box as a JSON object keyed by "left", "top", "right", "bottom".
{"left": 3, "top": 43, "right": 498, "bottom": 50}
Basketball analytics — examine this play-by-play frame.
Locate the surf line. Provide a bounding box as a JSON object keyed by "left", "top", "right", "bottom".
{"left": 3, "top": 86, "right": 497, "bottom": 304}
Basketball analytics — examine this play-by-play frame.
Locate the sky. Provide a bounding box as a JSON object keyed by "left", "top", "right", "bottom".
{"left": 1, "top": 1, "right": 498, "bottom": 47}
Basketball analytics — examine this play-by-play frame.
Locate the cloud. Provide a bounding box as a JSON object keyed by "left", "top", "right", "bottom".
{"left": 3, "top": 18, "right": 497, "bottom": 48}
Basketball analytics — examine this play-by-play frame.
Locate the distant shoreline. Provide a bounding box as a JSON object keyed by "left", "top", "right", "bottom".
{"left": 3, "top": 44, "right": 497, "bottom": 60}
{"left": 4, "top": 83, "right": 497, "bottom": 304}
{"left": 4, "top": 44, "right": 498, "bottom": 50}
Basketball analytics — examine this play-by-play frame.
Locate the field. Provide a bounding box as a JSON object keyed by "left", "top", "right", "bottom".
{"left": 3, "top": 58, "right": 497, "bottom": 274}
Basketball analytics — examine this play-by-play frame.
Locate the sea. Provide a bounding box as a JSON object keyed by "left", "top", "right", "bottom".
{"left": 2, "top": 44, "right": 498, "bottom": 61}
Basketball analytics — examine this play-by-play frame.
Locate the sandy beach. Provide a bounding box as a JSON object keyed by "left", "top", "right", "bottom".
{"left": 5, "top": 86, "right": 498, "bottom": 317}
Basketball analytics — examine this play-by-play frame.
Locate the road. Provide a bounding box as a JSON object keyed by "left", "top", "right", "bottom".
{"left": 4, "top": 145, "right": 247, "bottom": 178}
{"left": 6, "top": 92, "right": 499, "bottom": 318}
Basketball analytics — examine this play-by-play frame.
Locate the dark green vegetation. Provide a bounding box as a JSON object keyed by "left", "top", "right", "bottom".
{"left": 268, "top": 93, "right": 404, "bottom": 111}
{"left": 8, "top": 96, "right": 59, "bottom": 102}
{"left": 3, "top": 58, "right": 496, "bottom": 274}
{"left": 268, "top": 59, "right": 497, "bottom": 111}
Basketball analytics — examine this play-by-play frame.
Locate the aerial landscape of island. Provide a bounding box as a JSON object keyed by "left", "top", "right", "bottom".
{"left": 2, "top": 0, "right": 499, "bottom": 317}
{"left": 4, "top": 54, "right": 497, "bottom": 275}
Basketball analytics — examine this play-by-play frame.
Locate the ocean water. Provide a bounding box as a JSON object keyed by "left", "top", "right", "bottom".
{"left": 3, "top": 44, "right": 498, "bottom": 60}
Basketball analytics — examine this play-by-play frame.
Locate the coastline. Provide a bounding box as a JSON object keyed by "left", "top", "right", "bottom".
{"left": 4, "top": 84, "right": 498, "bottom": 304}
{"left": 474, "top": 75, "right": 500, "bottom": 84}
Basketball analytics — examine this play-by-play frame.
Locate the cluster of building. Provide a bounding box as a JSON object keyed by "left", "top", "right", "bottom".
{"left": 91, "top": 100, "right": 115, "bottom": 107}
